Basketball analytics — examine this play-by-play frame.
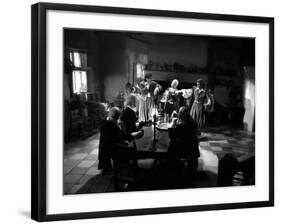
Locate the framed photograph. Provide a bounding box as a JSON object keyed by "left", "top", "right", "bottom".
{"left": 31, "top": 2, "right": 274, "bottom": 222}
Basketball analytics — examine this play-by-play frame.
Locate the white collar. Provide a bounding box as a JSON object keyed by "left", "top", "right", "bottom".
{"left": 127, "top": 105, "right": 137, "bottom": 112}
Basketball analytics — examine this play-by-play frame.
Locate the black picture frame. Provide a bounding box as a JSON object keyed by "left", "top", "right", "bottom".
{"left": 31, "top": 2, "right": 274, "bottom": 222}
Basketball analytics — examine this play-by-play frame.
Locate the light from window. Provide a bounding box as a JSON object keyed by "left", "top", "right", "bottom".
{"left": 72, "top": 70, "right": 87, "bottom": 93}
{"left": 73, "top": 52, "right": 81, "bottom": 67}
{"left": 136, "top": 63, "right": 144, "bottom": 79}
{"left": 69, "top": 51, "right": 87, "bottom": 68}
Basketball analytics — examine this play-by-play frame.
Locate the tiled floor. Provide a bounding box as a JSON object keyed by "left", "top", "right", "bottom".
{"left": 199, "top": 126, "right": 255, "bottom": 160}
{"left": 63, "top": 126, "right": 255, "bottom": 194}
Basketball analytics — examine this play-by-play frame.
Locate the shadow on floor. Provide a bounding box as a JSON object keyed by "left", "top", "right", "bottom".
{"left": 72, "top": 163, "right": 218, "bottom": 194}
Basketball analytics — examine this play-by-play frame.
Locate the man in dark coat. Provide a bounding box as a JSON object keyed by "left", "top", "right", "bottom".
{"left": 98, "top": 106, "right": 143, "bottom": 171}
{"left": 98, "top": 107, "right": 129, "bottom": 171}
{"left": 120, "top": 94, "right": 147, "bottom": 136}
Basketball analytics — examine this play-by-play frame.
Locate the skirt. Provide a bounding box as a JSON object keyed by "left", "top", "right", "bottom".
{"left": 138, "top": 97, "right": 148, "bottom": 121}
{"left": 190, "top": 102, "right": 205, "bottom": 129}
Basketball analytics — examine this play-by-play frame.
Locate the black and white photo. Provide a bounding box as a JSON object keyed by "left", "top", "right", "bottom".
{"left": 63, "top": 29, "right": 256, "bottom": 193}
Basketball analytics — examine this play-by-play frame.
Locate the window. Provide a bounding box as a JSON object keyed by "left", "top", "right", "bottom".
{"left": 69, "top": 51, "right": 87, "bottom": 68}
{"left": 136, "top": 63, "right": 145, "bottom": 79}
{"left": 69, "top": 50, "right": 88, "bottom": 94}
{"left": 72, "top": 70, "right": 87, "bottom": 93}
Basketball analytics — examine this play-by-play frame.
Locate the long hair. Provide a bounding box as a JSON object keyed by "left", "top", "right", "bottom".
{"left": 177, "top": 106, "right": 190, "bottom": 124}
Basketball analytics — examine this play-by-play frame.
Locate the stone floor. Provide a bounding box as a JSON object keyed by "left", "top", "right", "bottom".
{"left": 63, "top": 126, "right": 255, "bottom": 195}
{"left": 199, "top": 126, "right": 255, "bottom": 160}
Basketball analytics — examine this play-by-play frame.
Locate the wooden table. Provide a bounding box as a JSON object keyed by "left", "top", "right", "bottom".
{"left": 134, "top": 126, "right": 169, "bottom": 159}
{"left": 134, "top": 126, "right": 219, "bottom": 176}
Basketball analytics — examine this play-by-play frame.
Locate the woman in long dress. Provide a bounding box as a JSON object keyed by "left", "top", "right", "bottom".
{"left": 136, "top": 73, "right": 161, "bottom": 121}
{"left": 190, "top": 79, "right": 207, "bottom": 134}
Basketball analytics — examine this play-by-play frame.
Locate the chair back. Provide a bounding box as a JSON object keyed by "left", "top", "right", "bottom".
{"left": 112, "top": 142, "right": 138, "bottom": 189}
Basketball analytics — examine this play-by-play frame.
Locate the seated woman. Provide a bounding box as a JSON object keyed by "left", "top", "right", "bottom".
{"left": 98, "top": 107, "right": 142, "bottom": 171}
{"left": 168, "top": 106, "right": 200, "bottom": 171}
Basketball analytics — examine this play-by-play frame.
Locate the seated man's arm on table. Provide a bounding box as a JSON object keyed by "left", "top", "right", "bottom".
{"left": 137, "top": 120, "right": 152, "bottom": 129}
{"left": 120, "top": 120, "right": 144, "bottom": 140}
{"left": 131, "top": 129, "right": 144, "bottom": 139}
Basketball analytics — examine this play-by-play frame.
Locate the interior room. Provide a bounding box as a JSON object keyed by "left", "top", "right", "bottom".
{"left": 63, "top": 29, "right": 255, "bottom": 194}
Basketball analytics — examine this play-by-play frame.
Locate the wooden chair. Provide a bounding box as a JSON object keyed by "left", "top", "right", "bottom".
{"left": 217, "top": 153, "right": 255, "bottom": 186}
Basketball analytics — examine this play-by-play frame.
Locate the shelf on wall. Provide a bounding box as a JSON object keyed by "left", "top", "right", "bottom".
{"left": 143, "top": 70, "right": 208, "bottom": 83}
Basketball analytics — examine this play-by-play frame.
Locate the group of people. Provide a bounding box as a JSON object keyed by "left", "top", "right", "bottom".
{"left": 98, "top": 76, "right": 210, "bottom": 173}
{"left": 98, "top": 98, "right": 200, "bottom": 174}
{"left": 162, "top": 78, "right": 215, "bottom": 133}
{"left": 120, "top": 74, "right": 213, "bottom": 134}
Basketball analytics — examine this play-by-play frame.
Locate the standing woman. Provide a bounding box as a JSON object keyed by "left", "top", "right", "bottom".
{"left": 190, "top": 79, "right": 207, "bottom": 135}
{"left": 137, "top": 73, "right": 162, "bottom": 121}
{"left": 136, "top": 78, "right": 149, "bottom": 122}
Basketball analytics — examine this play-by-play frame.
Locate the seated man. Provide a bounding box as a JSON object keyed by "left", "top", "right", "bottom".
{"left": 98, "top": 107, "right": 142, "bottom": 171}
{"left": 168, "top": 106, "right": 200, "bottom": 171}
{"left": 120, "top": 94, "right": 149, "bottom": 136}
{"left": 120, "top": 94, "right": 155, "bottom": 170}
